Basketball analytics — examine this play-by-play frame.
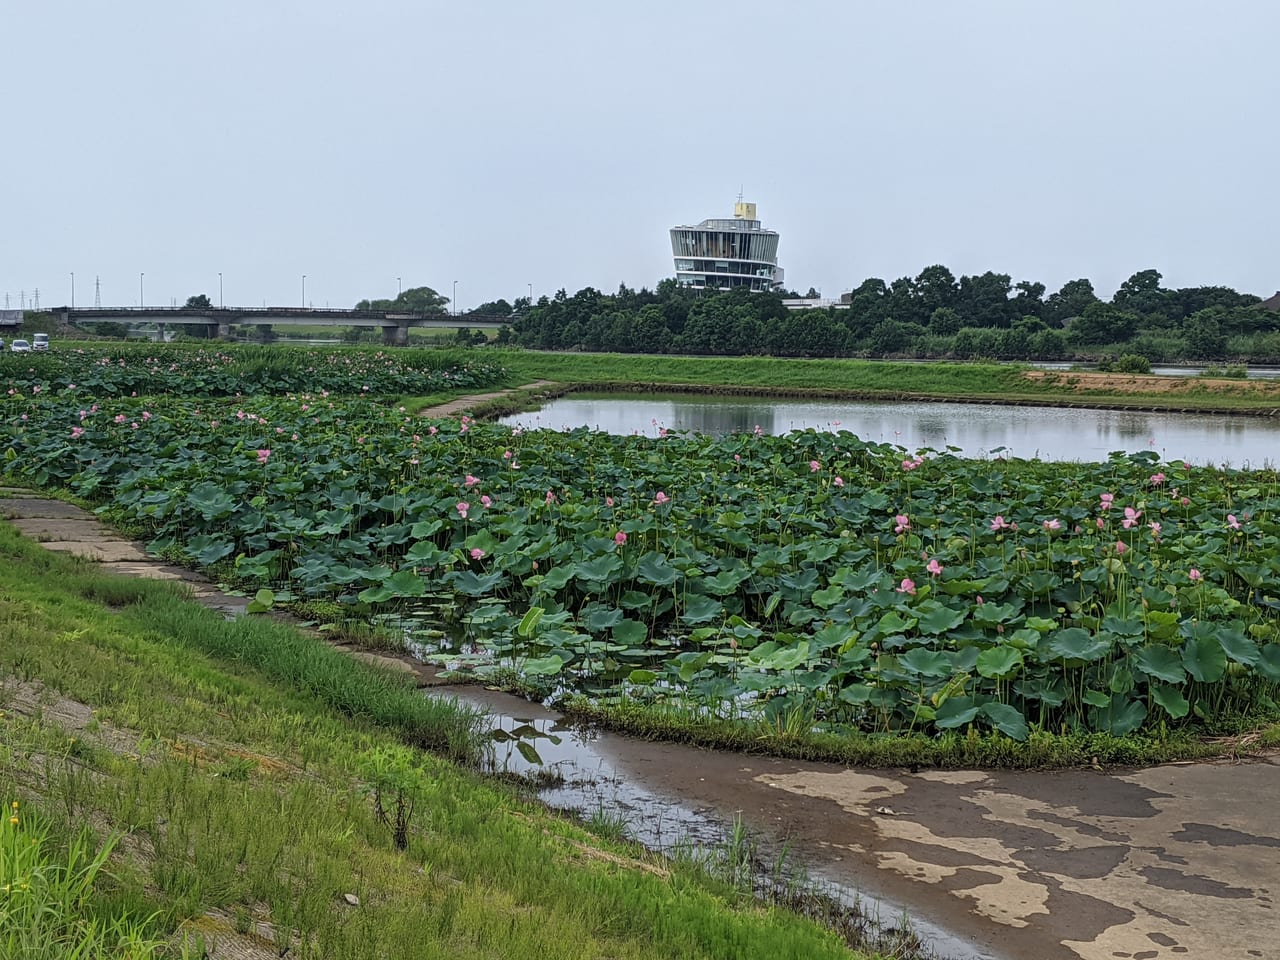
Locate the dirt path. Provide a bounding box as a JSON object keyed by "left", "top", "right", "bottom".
{"left": 418, "top": 379, "right": 558, "bottom": 418}
{"left": 3, "top": 490, "right": 1277, "bottom": 960}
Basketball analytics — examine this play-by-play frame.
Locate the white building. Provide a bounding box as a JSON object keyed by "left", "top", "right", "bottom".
{"left": 670, "top": 201, "right": 783, "bottom": 292}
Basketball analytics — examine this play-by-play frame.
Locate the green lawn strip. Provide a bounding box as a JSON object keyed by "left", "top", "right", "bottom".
{"left": 0, "top": 528, "right": 860, "bottom": 960}
{"left": 488, "top": 351, "right": 1280, "bottom": 411}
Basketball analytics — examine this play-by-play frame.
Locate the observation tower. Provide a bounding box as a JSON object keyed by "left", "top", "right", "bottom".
{"left": 670, "top": 200, "right": 783, "bottom": 292}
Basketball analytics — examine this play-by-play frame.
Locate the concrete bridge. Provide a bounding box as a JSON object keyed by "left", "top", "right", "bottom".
{"left": 54, "top": 307, "right": 510, "bottom": 346}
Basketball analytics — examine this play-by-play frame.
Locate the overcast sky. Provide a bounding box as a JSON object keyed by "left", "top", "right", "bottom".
{"left": 4, "top": 1, "right": 1277, "bottom": 312}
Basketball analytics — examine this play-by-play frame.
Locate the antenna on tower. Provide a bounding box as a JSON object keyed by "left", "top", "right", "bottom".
{"left": 94, "top": 276, "right": 101, "bottom": 308}
{"left": 737, "top": 185, "right": 744, "bottom": 204}
{"left": 33, "top": 288, "right": 40, "bottom": 311}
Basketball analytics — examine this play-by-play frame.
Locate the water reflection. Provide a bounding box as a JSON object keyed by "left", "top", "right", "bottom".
{"left": 500, "top": 394, "right": 1280, "bottom": 465}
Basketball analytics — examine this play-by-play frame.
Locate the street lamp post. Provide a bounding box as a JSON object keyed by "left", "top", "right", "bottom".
{"left": 219, "top": 272, "right": 223, "bottom": 309}
{"left": 397, "top": 277, "right": 402, "bottom": 298}
{"left": 302, "top": 275, "right": 307, "bottom": 308}
{"left": 528, "top": 283, "right": 532, "bottom": 303}
{"left": 71, "top": 272, "right": 75, "bottom": 309}
{"left": 452, "top": 280, "right": 458, "bottom": 317}
{"left": 139, "top": 273, "right": 144, "bottom": 309}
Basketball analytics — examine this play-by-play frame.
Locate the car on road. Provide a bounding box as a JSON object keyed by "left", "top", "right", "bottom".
{"left": 10, "top": 339, "right": 31, "bottom": 352}
{"left": 32, "top": 333, "right": 49, "bottom": 350}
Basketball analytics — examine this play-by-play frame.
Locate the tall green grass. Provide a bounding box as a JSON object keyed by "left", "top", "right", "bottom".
{"left": 0, "top": 525, "right": 862, "bottom": 959}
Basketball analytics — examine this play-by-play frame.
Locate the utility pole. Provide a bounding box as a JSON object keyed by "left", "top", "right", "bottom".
{"left": 219, "top": 272, "right": 223, "bottom": 308}
{"left": 71, "top": 272, "right": 75, "bottom": 309}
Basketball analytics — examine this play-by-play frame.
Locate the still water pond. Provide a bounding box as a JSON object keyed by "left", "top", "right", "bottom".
{"left": 499, "top": 394, "right": 1280, "bottom": 466}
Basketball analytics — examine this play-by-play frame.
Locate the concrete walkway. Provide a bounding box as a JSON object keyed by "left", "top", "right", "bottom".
{"left": 2, "top": 490, "right": 1277, "bottom": 960}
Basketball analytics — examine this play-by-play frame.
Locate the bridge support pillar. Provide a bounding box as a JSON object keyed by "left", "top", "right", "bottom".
{"left": 216, "top": 322, "right": 232, "bottom": 339}
{"left": 383, "top": 320, "right": 410, "bottom": 347}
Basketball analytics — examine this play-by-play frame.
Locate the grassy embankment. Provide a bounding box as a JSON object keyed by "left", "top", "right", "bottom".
{"left": 443, "top": 350, "right": 1280, "bottom": 416}
{"left": 0, "top": 522, "right": 868, "bottom": 960}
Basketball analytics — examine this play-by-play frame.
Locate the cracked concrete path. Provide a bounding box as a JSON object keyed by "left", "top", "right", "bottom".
{"left": 3, "top": 490, "right": 1278, "bottom": 959}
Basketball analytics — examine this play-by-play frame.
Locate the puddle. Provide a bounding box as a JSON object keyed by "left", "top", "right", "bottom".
{"left": 444, "top": 684, "right": 1000, "bottom": 960}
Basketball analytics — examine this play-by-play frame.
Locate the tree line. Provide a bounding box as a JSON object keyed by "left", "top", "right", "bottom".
{"left": 499, "top": 268, "right": 1279, "bottom": 363}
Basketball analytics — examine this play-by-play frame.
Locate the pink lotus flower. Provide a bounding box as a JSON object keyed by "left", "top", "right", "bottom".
{"left": 1122, "top": 507, "right": 1142, "bottom": 529}
{"left": 1114, "top": 541, "right": 1127, "bottom": 555}
{"left": 428, "top": 425, "right": 438, "bottom": 436}
{"left": 614, "top": 531, "right": 627, "bottom": 545}
{"left": 545, "top": 490, "right": 557, "bottom": 504}
{"left": 70, "top": 426, "right": 84, "bottom": 439}
{"left": 477, "top": 495, "right": 490, "bottom": 507}
{"left": 469, "top": 548, "right": 485, "bottom": 560}
{"left": 901, "top": 459, "right": 918, "bottom": 471}
{"left": 1189, "top": 568, "right": 1202, "bottom": 582}
{"left": 1149, "top": 472, "right": 1165, "bottom": 485}
{"left": 1096, "top": 516, "right": 1106, "bottom": 530}
{"left": 605, "top": 496, "right": 615, "bottom": 507}
{"left": 256, "top": 448, "right": 271, "bottom": 464}
{"left": 926, "top": 558, "right": 943, "bottom": 577}
{"left": 975, "top": 595, "right": 984, "bottom": 605}
{"left": 809, "top": 460, "right": 820, "bottom": 472}
{"left": 141, "top": 411, "right": 152, "bottom": 420}
{"left": 1042, "top": 518, "right": 1062, "bottom": 531}
{"left": 893, "top": 514, "right": 910, "bottom": 534}
{"left": 1100, "top": 493, "right": 1115, "bottom": 509}
{"left": 833, "top": 476, "right": 845, "bottom": 488}
{"left": 654, "top": 491, "right": 670, "bottom": 505}
{"left": 503, "top": 449, "right": 512, "bottom": 459}
{"left": 990, "top": 515, "right": 1011, "bottom": 531}
{"left": 464, "top": 474, "right": 480, "bottom": 488}
{"left": 113, "top": 414, "right": 126, "bottom": 424}
{"left": 1227, "top": 514, "right": 1241, "bottom": 530}
{"left": 1148, "top": 521, "right": 1162, "bottom": 536}
{"left": 1181, "top": 496, "right": 1190, "bottom": 507}
{"left": 456, "top": 501, "right": 470, "bottom": 519}
{"left": 896, "top": 578, "right": 916, "bottom": 595}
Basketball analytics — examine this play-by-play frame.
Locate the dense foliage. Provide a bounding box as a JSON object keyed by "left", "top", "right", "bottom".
{"left": 507, "top": 269, "right": 1278, "bottom": 362}
{"left": 0, "top": 344, "right": 504, "bottom": 397}
{"left": 5, "top": 378, "right": 1279, "bottom": 744}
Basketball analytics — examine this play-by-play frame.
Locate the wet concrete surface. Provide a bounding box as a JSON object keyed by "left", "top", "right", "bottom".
{"left": 4, "top": 491, "right": 1278, "bottom": 960}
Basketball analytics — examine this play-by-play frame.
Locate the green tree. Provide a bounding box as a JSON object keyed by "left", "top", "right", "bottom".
{"left": 1011, "top": 281, "right": 1046, "bottom": 320}
{"left": 956, "top": 272, "right": 1014, "bottom": 327}
{"left": 1067, "top": 302, "right": 1139, "bottom": 346}
{"left": 356, "top": 286, "right": 449, "bottom": 314}
{"left": 185, "top": 294, "right": 213, "bottom": 309}
{"left": 1112, "top": 269, "right": 1168, "bottom": 317}
{"left": 1182, "top": 309, "right": 1229, "bottom": 358}
{"left": 1043, "top": 278, "right": 1099, "bottom": 327}
{"left": 468, "top": 299, "right": 513, "bottom": 317}
{"left": 929, "top": 306, "right": 962, "bottom": 335}
{"left": 914, "top": 265, "right": 958, "bottom": 316}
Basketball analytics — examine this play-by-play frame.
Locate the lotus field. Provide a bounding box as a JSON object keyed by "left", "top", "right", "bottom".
{"left": 4, "top": 352, "right": 1280, "bottom": 744}
{"left": 0, "top": 343, "right": 504, "bottom": 397}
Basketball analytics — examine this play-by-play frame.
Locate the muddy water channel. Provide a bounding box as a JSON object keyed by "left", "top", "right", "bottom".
{"left": 425, "top": 679, "right": 1280, "bottom": 960}
{"left": 442, "top": 682, "right": 996, "bottom": 960}
{"left": 499, "top": 394, "right": 1280, "bottom": 466}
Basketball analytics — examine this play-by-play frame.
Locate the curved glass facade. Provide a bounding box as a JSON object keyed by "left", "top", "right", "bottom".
{"left": 670, "top": 207, "right": 782, "bottom": 292}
